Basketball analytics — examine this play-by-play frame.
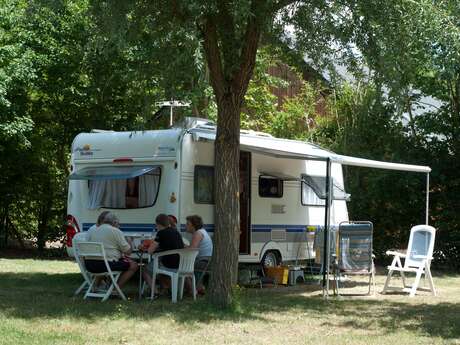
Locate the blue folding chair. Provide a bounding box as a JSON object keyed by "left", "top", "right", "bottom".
{"left": 333, "top": 221, "right": 375, "bottom": 296}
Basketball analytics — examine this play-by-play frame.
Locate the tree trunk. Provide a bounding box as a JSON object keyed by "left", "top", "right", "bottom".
{"left": 208, "top": 95, "right": 241, "bottom": 307}
{"left": 0, "top": 206, "right": 8, "bottom": 249}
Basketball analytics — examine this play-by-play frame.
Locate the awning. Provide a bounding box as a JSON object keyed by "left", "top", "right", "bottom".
{"left": 190, "top": 128, "right": 431, "bottom": 173}
{"left": 69, "top": 165, "right": 159, "bottom": 180}
{"left": 330, "top": 155, "right": 431, "bottom": 173}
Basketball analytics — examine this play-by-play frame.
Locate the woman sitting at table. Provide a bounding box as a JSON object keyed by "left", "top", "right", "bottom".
{"left": 185, "top": 215, "right": 213, "bottom": 293}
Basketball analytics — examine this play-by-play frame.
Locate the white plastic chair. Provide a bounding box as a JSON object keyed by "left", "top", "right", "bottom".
{"left": 72, "top": 232, "right": 91, "bottom": 296}
{"left": 382, "top": 225, "right": 436, "bottom": 297}
{"left": 75, "top": 241, "right": 127, "bottom": 302}
{"left": 149, "top": 248, "right": 199, "bottom": 303}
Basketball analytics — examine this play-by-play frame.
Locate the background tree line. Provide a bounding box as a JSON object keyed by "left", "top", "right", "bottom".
{"left": 0, "top": 0, "right": 459, "bottom": 271}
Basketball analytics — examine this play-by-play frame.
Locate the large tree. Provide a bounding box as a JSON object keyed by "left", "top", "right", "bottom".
{"left": 93, "top": 0, "right": 449, "bottom": 306}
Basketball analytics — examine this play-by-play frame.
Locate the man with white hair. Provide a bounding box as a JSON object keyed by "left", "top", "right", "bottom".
{"left": 86, "top": 212, "right": 138, "bottom": 288}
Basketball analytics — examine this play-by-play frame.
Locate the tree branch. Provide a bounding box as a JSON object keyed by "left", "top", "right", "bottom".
{"left": 170, "top": 0, "right": 190, "bottom": 23}
{"left": 200, "top": 16, "right": 227, "bottom": 102}
{"left": 216, "top": 0, "right": 237, "bottom": 73}
{"left": 231, "top": 1, "right": 263, "bottom": 106}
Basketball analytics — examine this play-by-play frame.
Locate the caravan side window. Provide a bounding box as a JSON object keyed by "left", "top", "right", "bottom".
{"left": 301, "top": 174, "right": 350, "bottom": 206}
{"left": 301, "top": 180, "right": 326, "bottom": 206}
{"left": 87, "top": 167, "right": 161, "bottom": 209}
{"left": 194, "top": 165, "right": 214, "bottom": 204}
{"left": 259, "top": 176, "right": 283, "bottom": 198}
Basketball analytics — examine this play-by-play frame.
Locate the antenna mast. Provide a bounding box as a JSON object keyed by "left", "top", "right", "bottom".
{"left": 155, "top": 100, "right": 190, "bottom": 127}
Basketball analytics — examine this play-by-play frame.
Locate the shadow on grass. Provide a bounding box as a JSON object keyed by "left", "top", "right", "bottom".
{"left": 0, "top": 272, "right": 459, "bottom": 340}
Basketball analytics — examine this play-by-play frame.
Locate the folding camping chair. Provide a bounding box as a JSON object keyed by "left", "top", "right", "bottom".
{"left": 72, "top": 232, "right": 90, "bottom": 296}
{"left": 382, "top": 224, "right": 436, "bottom": 297}
{"left": 75, "top": 242, "right": 127, "bottom": 302}
{"left": 333, "top": 221, "right": 375, "bottom": 296}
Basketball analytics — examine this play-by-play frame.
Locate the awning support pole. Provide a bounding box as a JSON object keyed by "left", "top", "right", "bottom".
{"left": 425, "top": 173, "right": 430, "bottom": 225}
{"left": 322, "top": 158, "right": 332, "bottom": 299}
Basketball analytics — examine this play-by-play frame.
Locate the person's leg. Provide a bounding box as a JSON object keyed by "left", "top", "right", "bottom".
{"left": 117, "top": 260, "right": 138, "bottom": 288}
{"left": 142, "top": 270, "right": 154, "bottom": 291}
{"left": 142, "top": 261, "right": 159, "bottom": 294}
{"left": 94, "top": 276, "right": 106, "bottom": 289}
{"left": 194, "top": 260, "right": 209, "bottom": 293}
{"left": 158, "top": 275, "right": 171, "bottom": 291}
{"left": 184, "top": 277, "right": 192, "bottom": 294}
{"left": 85, "top": 260, "right": 107, "bottom": 291}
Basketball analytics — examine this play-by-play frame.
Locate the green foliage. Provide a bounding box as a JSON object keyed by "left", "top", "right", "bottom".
{"left": 0, "top": 0, "right": 207, "bottom": 249}
{"left": 271, "top": 83, "right": 319, "bottom": 141}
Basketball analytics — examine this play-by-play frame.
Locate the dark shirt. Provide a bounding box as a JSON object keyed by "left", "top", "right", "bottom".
{"left": 154, "top": 227, "right": 184, "bottom": 268}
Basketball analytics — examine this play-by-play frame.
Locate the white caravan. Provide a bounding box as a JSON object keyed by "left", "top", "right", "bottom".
{"left": 66, "top": 117, "right": 418, "bottom": 267}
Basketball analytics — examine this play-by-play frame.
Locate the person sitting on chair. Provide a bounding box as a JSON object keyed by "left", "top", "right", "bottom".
{"left": 86, "top": 210, "right": 111, "bottom": 237}
{"left": 85, "top": 212, "right": 138, "bottom": 288}
{"left": 141, "top": 213, "right": 184, "bottom": 295}
{"left": 168, "top": 214, "right": 178, "bottom": 229}
{"left": 185, "top": 214, "right": 213, "bottom": 294}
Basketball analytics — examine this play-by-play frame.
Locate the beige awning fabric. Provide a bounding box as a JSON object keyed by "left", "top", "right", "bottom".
{"left": 190, "top": 128, "right": 431, "bottom": 173}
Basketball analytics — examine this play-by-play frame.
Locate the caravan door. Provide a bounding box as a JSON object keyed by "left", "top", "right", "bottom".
{"left": 239, "top": 151, "right": 251, "bottom": 254}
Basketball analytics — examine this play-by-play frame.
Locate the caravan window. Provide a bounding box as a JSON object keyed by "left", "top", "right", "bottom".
{"left": 87, "top": 167, "right": 161, "bottom": 209}
{"left": 259, "top": 176, "right": 283, "bottom": 198}
{"left": 301, "top": 182, "right": 326, "bottom": 206}
{"left": 301, "top": 174, "right": 350, "bottom": 206}
{"left": 194, "top": 165, "right": 214, "bottom": 204}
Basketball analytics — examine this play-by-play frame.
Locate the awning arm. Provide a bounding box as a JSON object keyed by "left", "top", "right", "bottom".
{"left": 426, "top": 173, "right": 430, "bottom": 225}
{"left": 322, "top": 158, "right": 332, "bottom": 299}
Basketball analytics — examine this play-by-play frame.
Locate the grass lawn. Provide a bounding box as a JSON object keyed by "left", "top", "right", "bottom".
{"left": 0, "top": 258, "right": 459, "bottom": 345}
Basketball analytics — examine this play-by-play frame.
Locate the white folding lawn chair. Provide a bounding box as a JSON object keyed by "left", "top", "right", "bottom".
{"left": 382, "top": 225, "right": 437, "bottom": 297}
{"left": 149, "top": 248, "right": 199, "bottom": 303}
{"left": 75, "top": 242, "right": 127, "bottom": 302}
{"left": 72, "top": 232, "right": 91, "bottom": 296}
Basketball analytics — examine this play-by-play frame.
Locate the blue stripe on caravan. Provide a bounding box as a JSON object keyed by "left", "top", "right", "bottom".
{"left": 83, "top": 223, "right": 328, "bottom": 233}
{"left": 82, "top": 223, "right": 154, "bottom": 233}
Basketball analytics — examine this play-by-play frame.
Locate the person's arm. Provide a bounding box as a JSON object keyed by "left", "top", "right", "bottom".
{"left": 147, "top": 241, "right": 159, "bottom": 255}
{"left": 189, "top": 231, "right": 203, "bottom": 249}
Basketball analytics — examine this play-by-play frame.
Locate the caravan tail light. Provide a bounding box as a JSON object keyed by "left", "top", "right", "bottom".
{"left": 65, "top": 215, "right": 80, "bottom": 247}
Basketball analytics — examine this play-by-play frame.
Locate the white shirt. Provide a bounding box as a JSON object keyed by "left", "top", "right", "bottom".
{"left": 196, "top": 228, "right": 213, "bottom": 258}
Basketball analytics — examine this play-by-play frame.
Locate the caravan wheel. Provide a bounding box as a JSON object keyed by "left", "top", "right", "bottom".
{"left": 262, "top": 251, "right": 279, "bottom": 268}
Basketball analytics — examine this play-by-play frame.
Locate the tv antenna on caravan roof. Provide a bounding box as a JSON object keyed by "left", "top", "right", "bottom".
{"left": 155, "top": 100, "right": 190, "bottom": 127}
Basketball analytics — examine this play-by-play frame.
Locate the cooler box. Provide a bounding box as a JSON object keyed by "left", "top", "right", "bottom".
{"left": 265, "top": 266, "right": 289, "bottom": 285}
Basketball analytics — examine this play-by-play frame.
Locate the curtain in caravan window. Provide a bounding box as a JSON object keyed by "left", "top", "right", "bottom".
{"left": 102, "top": 179, "right": 127, "bottom": 208}
{"left": 88, "top": 180, "right": 106, "bottom": 209}
{"left": 302, "top": 183, "right": 326, "bottom": 206}
{"left": 138, "top": 171, "right": 160, "bottom": 207}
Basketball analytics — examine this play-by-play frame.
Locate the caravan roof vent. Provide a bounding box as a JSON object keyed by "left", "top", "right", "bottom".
{"left": 179, "top": 117, "right": 216, "bottom": 130}
{"left": 195, "top": 123, "right": 217, "bottom": 131}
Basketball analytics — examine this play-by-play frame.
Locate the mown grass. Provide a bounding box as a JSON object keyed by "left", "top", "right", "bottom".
{"left": 0, "top": 258, "right": 459, "bottom": 345}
